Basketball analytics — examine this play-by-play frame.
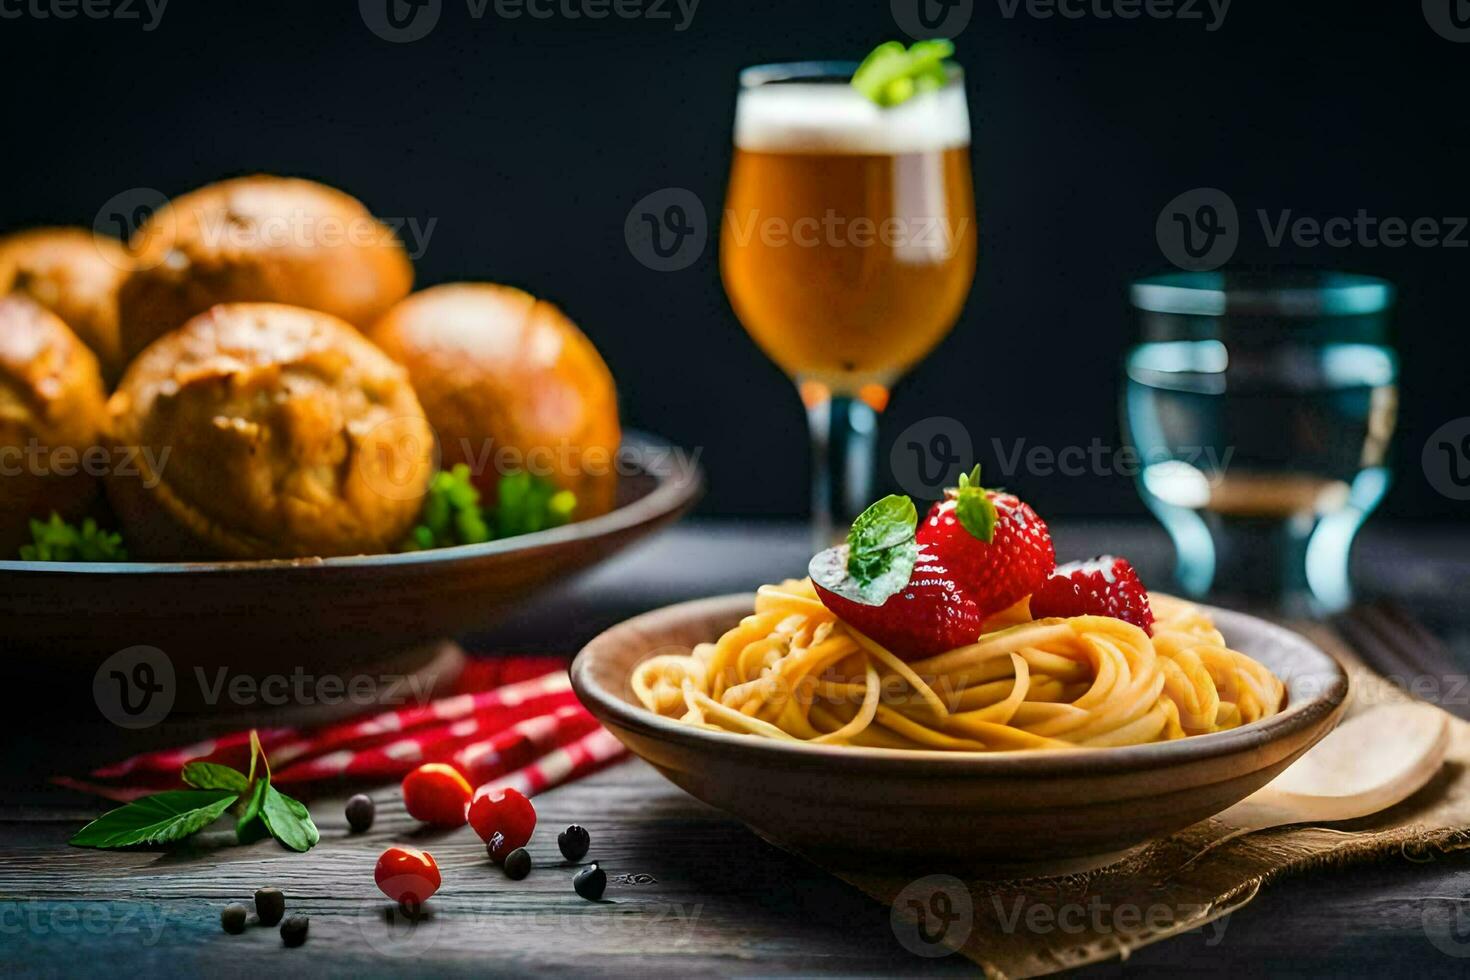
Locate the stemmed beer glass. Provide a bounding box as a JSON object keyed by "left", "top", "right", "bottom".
{"left": 720, "top": 61, "right": 976, "bottom": 544}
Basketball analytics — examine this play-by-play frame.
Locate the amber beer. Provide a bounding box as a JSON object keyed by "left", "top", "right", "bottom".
{"left": 721, "top": 77, "right": 975, "bottom": 393}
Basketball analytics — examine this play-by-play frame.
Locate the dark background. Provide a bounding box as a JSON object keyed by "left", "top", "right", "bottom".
{"left": 1, "top": 0, "right": 1464, "bottom": 520}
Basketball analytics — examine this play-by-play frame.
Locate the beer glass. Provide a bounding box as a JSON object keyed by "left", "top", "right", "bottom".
{"left": 721, "top": 61, "right": 976, "bottom": 545}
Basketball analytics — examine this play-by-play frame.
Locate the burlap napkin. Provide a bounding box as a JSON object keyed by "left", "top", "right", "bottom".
{"left": 818, "top": 626, "right": 1470, "bottom": 978}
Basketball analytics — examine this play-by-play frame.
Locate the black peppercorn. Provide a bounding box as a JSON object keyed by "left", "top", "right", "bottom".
{"left": 573, "top": 862, "right": 607, "bottom": 901}
{"left": 558, "top": 824, "right": 590, "bottom": 862}
{"left": 280, "top": 913, "right": 309, "bottom": 947}
{"left": 345, "top": 794, "right": 375, "bottom": 833}
{"left": 503, "top": 847, "right": 532, "bottom": 880}
{"left": 255, "top": 886, "right": 286, "bottom": 926}
{"left": 220, "top": 903, "right": 248, "bottom": 934}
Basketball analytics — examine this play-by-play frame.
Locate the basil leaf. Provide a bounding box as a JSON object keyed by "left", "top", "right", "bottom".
{"left": 182, "top": 762, "right": 249, "bottom": 793}
{"left": 70, "top": 790, "right": 238, "bottom": 849}
{"left": 262, "top": 786, "right": 319, "bottom": 853}
{"left": 845, "top": 494, "right": 918, "bottom": 586}
{"left": 848, "top": 495, "right": 918, "bottom": 563}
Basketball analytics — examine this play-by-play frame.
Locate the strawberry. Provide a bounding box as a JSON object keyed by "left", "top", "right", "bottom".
{"left": 1028, "top": 555, "right": 1155, "bottom": 634}
{"left": 811, "top": 543, "right": 988, "bottom": 660}
{"left": 916, "top": 467, "right": 1055, "bottom": 619}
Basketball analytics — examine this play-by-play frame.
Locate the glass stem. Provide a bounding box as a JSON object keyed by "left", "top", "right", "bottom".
{"left": 805, "top": 389, "right": 879, "bottom": 552}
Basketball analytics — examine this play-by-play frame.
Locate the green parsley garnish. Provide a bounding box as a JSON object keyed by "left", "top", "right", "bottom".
{"left": 19, "top": 513, "right": 128, "bottom": 561}
{"left": 851, "top": 39, "right": 956, "bottom": 107}
{"left": 400, "top": 465, "right": 577, "bottom": 551}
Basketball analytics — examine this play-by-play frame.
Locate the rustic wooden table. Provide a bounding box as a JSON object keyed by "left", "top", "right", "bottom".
{"left": 5, "top": 521, "right": 1470, "bottom": 977}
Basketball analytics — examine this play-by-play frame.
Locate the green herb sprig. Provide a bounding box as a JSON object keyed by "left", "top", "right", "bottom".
{"left": 851, "top": 39, "right": 956, "bottom": 108}
{"left": 70, "top": 731, "right": 319, "bottom": 852}
{"left": 19, "top": 513, "right": 128, "bottom": 561}
{"left": 400, "top": 465, "right": 577, "bottom": 551}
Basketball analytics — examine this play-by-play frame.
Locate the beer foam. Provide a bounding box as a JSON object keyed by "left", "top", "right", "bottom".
{"left": 734, "top": 83, "right": 970, "bottom": 155}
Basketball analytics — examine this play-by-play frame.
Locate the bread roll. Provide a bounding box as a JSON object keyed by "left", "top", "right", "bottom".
{"left": 0, "top": 295, "right": 107, "bottom": 554}
{"left": 370, "top": 283, "right": 621, "bottom": 518}
{"left": 0, "top": 227, "right": 130, "bottom": 382}
{"left": 107, "top": 303, "right": 433, "bottom": 559}
{"left": 117, "top": 175, "right": 414, "bottom": 361}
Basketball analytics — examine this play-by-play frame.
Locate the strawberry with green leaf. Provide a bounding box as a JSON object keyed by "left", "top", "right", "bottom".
{"left": 916, "top": 465, "right": 1055, "bottom": 620}
{"left": 810, "top": 494, "right": 990, "bottom": 660}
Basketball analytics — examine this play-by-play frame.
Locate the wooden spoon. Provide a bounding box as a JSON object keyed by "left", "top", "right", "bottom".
{"left": 1215, "top": 702, "right": 1451, "bottom": 833}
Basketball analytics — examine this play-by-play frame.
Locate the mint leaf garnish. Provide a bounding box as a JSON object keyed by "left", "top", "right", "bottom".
{"left": 953, "top": 465, "right": 998, "bottom": 542}
{"left": 70, "top": 790, "right": 238, "bottom": 848}
{"left": 851, "top": 39, "right": 956, "bottom": 108}
{"left": 808, "top": 494, "right": 919, "bottom": 606}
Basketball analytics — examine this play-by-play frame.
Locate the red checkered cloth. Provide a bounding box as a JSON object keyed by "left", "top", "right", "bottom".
{"left": 59, "top": 657, "right": 627, "bottom": 802}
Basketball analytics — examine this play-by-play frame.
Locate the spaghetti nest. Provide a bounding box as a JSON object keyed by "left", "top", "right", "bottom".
{"left": 632, "top": 579, "right": 1285, "bottom": 752}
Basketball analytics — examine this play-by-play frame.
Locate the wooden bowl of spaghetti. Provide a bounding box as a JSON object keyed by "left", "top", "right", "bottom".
{"left": 572, "top": 592, "right": 1349, "bottom": 868}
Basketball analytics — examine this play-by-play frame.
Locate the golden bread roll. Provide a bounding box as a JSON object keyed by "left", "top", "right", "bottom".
{"left": 117, "top": 175, "right": 414, "bottom": 361}
{"left": 106, "top": 302, "right": 433, "bottom": 559}
{"left": 0, "top": 227, "right": 130, "bottom": 382}
{"left": 370, "top": 283, "right": 621, "bottom": 517}
{"left": 0, "top": 295, "right": 107, "bottom": 554}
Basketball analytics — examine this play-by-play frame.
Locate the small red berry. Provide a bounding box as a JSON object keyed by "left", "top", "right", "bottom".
{"left": 468, "top": 786, "right": 537, "bottom": 862}
{"left": 374, "top": 846, "right": 440, "bottom": 909}
{"left": 1029, "top": 555, "right": 1155, "bottom": 634}
{"left": 401, "top": 763, "right": 473, "bottom": 827}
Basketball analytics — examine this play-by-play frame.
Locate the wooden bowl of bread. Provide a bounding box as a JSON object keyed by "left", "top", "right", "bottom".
{"left": 0, "top": 174, "right": 701, "bottom": 690}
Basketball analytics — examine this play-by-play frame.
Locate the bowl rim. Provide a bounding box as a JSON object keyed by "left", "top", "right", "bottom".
{"left": 0, "top": 430, "right": 702, "bottom": 576}
{"left": 571, "top": 592, "right": 1350, "bottom": 777}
